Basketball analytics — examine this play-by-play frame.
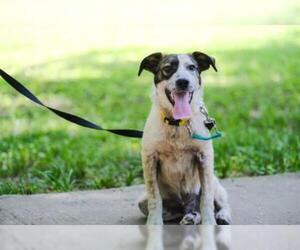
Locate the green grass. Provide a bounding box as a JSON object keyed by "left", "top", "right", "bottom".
{"left": 0, "top": 24, "right": 299, "bottom": 194}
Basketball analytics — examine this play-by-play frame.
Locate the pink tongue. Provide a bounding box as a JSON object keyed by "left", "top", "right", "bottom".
{"left": 172, "top": 92, "right": 192, "bottom": 119}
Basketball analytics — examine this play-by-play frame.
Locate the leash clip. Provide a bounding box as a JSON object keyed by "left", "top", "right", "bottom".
{"left": 192, "top": 104, "right": 223, "bottom": 141}
{"left": 200, "top": 104, "right": 216, "bottom": 131}
{"left": 204, "top": 118, "right": 216, "bottom": 130}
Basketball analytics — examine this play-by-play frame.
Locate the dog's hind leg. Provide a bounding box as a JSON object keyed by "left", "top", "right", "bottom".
{"left": 213, "top": 176, "right": 232, "bottom": 225}
{"left": 180, "top": 192, "right": 201, "bottom": 225}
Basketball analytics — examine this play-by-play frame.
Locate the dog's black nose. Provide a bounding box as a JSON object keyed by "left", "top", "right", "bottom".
{"left": 176, "top": 79, "right": 189, "bottom": 90}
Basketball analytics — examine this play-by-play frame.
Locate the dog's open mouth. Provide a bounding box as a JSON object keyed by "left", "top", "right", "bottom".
{"left": 165, "top": 89, "right": 193, "bottom": 120}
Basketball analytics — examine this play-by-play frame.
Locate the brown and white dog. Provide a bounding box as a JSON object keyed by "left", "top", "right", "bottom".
{"left": 138, "top": 52, "right": 231, "bottom": 225}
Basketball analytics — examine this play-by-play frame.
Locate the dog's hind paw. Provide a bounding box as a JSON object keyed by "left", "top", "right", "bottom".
{"left": 180, "top": 212, "right": 201, "bottom": 225}
{"left": 216, "top": 209, "right": 232, "bottom": 225}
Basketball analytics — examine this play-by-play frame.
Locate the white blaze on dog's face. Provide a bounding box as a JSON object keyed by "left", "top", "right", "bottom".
{"left": 160, "top": 54, "right": 200, "bottom": 119}
{"left": 138, "top": 52, "right": 217, "bottom": 119}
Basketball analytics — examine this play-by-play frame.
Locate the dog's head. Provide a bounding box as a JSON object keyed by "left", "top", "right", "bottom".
{"left": 138, "top": 52, "right": 217, "bottom": 120}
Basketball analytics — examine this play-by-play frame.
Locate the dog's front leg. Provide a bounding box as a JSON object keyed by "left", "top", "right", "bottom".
{"left": 197, "top": 151, "right": 216, "bottom": 225}
{"left": 142, "top": 152, "right": 163, "bottom": 225}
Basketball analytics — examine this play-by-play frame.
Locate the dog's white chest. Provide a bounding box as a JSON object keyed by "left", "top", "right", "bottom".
{"left": 155, "top": 140, "right": 201, "bottom": 196}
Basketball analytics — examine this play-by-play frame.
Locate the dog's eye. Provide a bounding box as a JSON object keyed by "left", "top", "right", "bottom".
{"left": 187, "top": 65, "right": 196, "bottom": 71}
{"left": 162, "top": 65, "right": 172, "bottom": 73}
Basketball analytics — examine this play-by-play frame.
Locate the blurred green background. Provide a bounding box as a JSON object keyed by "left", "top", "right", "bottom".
{"left": 0, "top": 0, "right": 299, "bottom": 194}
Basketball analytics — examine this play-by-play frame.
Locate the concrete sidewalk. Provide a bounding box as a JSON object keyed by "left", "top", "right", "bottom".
{"left": 0, "top": 173, "right": 299, "bottom": 225}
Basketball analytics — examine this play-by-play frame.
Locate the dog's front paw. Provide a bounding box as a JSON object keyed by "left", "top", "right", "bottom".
{"left": 146, "top": 237, "right": 164, "bottom": 250}
{"left": 180, "top": 212, "right": 201, "bottom": 225}
{"left": 216, "top": 208, "right": 232, "bottom": 225}
{"left": 146, "top": 236, "right": 164, "bottom": 250}
{"left": 146, "top": 225, "right": 164, "bottom": 250}
{"left": 146, "top": 244, "right": 164, "bottom": 250}
{"left": 146, "top": 241, "right": 164, "bottom": 250}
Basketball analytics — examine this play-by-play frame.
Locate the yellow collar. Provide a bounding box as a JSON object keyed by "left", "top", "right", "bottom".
{"left": 161, "top": 112, "right": 189, "bottom": 126}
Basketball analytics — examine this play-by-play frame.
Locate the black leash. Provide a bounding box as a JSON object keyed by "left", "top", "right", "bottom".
{"left": 0, "top": 68, "right": 143, "bottom": 138}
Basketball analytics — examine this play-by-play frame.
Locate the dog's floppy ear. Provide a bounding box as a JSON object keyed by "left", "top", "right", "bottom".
{"left": 138, "top": 52, "right": 163, "bottom": 76}
{"left": 192, "top": 51, "right": 217, "bottom": 72}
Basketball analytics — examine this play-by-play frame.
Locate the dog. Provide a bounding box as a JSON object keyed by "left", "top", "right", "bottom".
{"left": 137, "top": 52, "right": 231, "bottom": 226}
